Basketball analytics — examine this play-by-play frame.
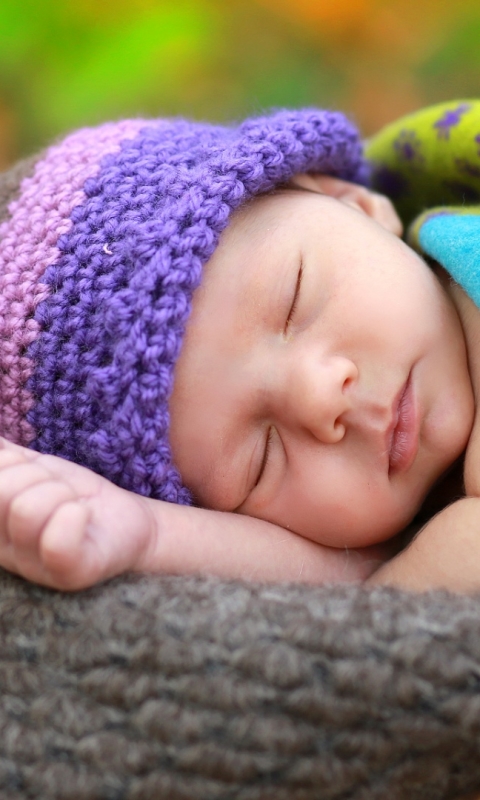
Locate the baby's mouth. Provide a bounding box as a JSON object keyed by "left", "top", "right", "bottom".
{"left": 388, "top": 371, "right": 419, "bottom": 475}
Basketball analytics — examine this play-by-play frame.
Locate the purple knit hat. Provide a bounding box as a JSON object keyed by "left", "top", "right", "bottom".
{"left": 0, "top": 109, "right": 367, "bottom": 503}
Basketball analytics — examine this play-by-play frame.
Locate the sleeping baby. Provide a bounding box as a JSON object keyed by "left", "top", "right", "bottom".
{"left": 0, "top": 100, "right": 479, "bottom": 592}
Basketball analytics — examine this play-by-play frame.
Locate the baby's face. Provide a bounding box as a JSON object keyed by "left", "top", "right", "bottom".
{"left": 170, "top": 179, "right": 474, "bottom": 548}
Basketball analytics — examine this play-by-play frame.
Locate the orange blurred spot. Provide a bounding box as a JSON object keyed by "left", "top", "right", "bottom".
{"left": 257, "top": 0, "right": 375, "bottom": 38}
{"left": 256, "top": 0, "right": 471, "bottom": 51}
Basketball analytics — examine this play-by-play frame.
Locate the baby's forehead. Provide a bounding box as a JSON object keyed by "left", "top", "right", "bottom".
{"left": 206, "top": 185, "right": 342, "bottom": 285}
{"left": 228, "top": 183, "right": 323, "bottom": 237}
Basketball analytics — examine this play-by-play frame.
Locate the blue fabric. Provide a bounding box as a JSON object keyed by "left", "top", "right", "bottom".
{"left": 418, "top": 213, "right": 480, "bottom": 307}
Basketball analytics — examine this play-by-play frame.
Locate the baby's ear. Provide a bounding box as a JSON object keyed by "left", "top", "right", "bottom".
{"left": 290, "top": 173, "right": 403, "bottom": 237}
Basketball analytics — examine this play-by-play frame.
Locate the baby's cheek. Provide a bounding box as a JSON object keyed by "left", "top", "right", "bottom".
{"left": 290, "top": 492, "right": 401, "bottom": 549}
{"left": 321, "top": 488, "right": 415, "bottom": 550}
{"left": 243, "top": 459, "right": 412, "bottom": 549}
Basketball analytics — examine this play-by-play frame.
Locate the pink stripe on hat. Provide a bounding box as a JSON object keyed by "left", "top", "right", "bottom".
{"left": 0, "top": 119, "right": 145, "bottom": 445}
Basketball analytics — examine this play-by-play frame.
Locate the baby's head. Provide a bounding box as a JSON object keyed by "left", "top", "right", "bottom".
{"left": 1, "top": 107, "right": 474, "bottom": 548}
{"left": 169, "top": 175, "right": 474, "bottom": 547}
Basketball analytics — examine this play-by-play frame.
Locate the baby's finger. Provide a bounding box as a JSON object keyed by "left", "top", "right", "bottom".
{"left": 40, "top": 501, "right": 93, "bottom": 590}
{"left": 8, "top": 479, "right": 77, "bottom": 557}
{"left": 0, "top": 437, "right": 37, "bottom": 460}
{"left": 0, "top": 447, "right": 34, "bottom": 474}
{"left": 0, "top": 462, "right": 53, "bottom": 538}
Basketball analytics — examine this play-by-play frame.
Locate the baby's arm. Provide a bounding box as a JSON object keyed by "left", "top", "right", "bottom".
{"left": 0, "top": 438, "right": 386, "bottom": 591}
{"left": 367, "top": 497, "right": 480, "bottom": 592}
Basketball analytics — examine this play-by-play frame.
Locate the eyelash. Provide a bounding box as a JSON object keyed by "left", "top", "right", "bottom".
{"left": 285, "top": 263, "right": 303, "bottom": 332}
{"left": 255, "top": 427, "right": 274, "bottom": 487}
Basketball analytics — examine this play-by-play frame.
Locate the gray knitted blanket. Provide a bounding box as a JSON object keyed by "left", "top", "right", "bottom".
{"left": 1, "top": 569, "right": 480, "bottom": 799}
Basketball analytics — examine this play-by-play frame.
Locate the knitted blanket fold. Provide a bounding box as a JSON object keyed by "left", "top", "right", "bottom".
{"left": 0, "top": 568, "right": 479, "bottom": 800}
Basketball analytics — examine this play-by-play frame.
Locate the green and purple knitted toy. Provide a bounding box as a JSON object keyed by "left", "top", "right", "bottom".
{"left": 0, "top": 109, "right": 367, "bottom": 504}
{"left": 366, "top": 99, "right": 480, "bottom": 307}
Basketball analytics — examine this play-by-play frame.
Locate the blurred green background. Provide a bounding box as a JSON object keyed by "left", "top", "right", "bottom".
{"left": 1, "top": 0, "right": 479, "bottom": 168}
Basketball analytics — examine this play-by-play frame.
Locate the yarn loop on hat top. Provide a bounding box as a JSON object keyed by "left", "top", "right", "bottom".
{"left": 0, "top": 109, "right": 366, "bottom": 503}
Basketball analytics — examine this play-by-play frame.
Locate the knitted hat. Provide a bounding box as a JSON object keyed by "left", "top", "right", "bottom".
{"left": 0, "top": 109, "right": 367, "bottom": 504}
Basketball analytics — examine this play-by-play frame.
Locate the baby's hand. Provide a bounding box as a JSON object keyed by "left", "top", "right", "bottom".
{"left": 0, "top": 438, "right": 155, "bottom": 590}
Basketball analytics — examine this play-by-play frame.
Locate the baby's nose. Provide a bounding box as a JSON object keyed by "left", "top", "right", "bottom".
{"left": 289, "top": 353, "right": 357, "bottom": 443}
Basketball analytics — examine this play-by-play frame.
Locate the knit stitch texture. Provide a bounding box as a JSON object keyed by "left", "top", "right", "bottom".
{"left": 0, "top": 570, "right": 479, "bottom": 799}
